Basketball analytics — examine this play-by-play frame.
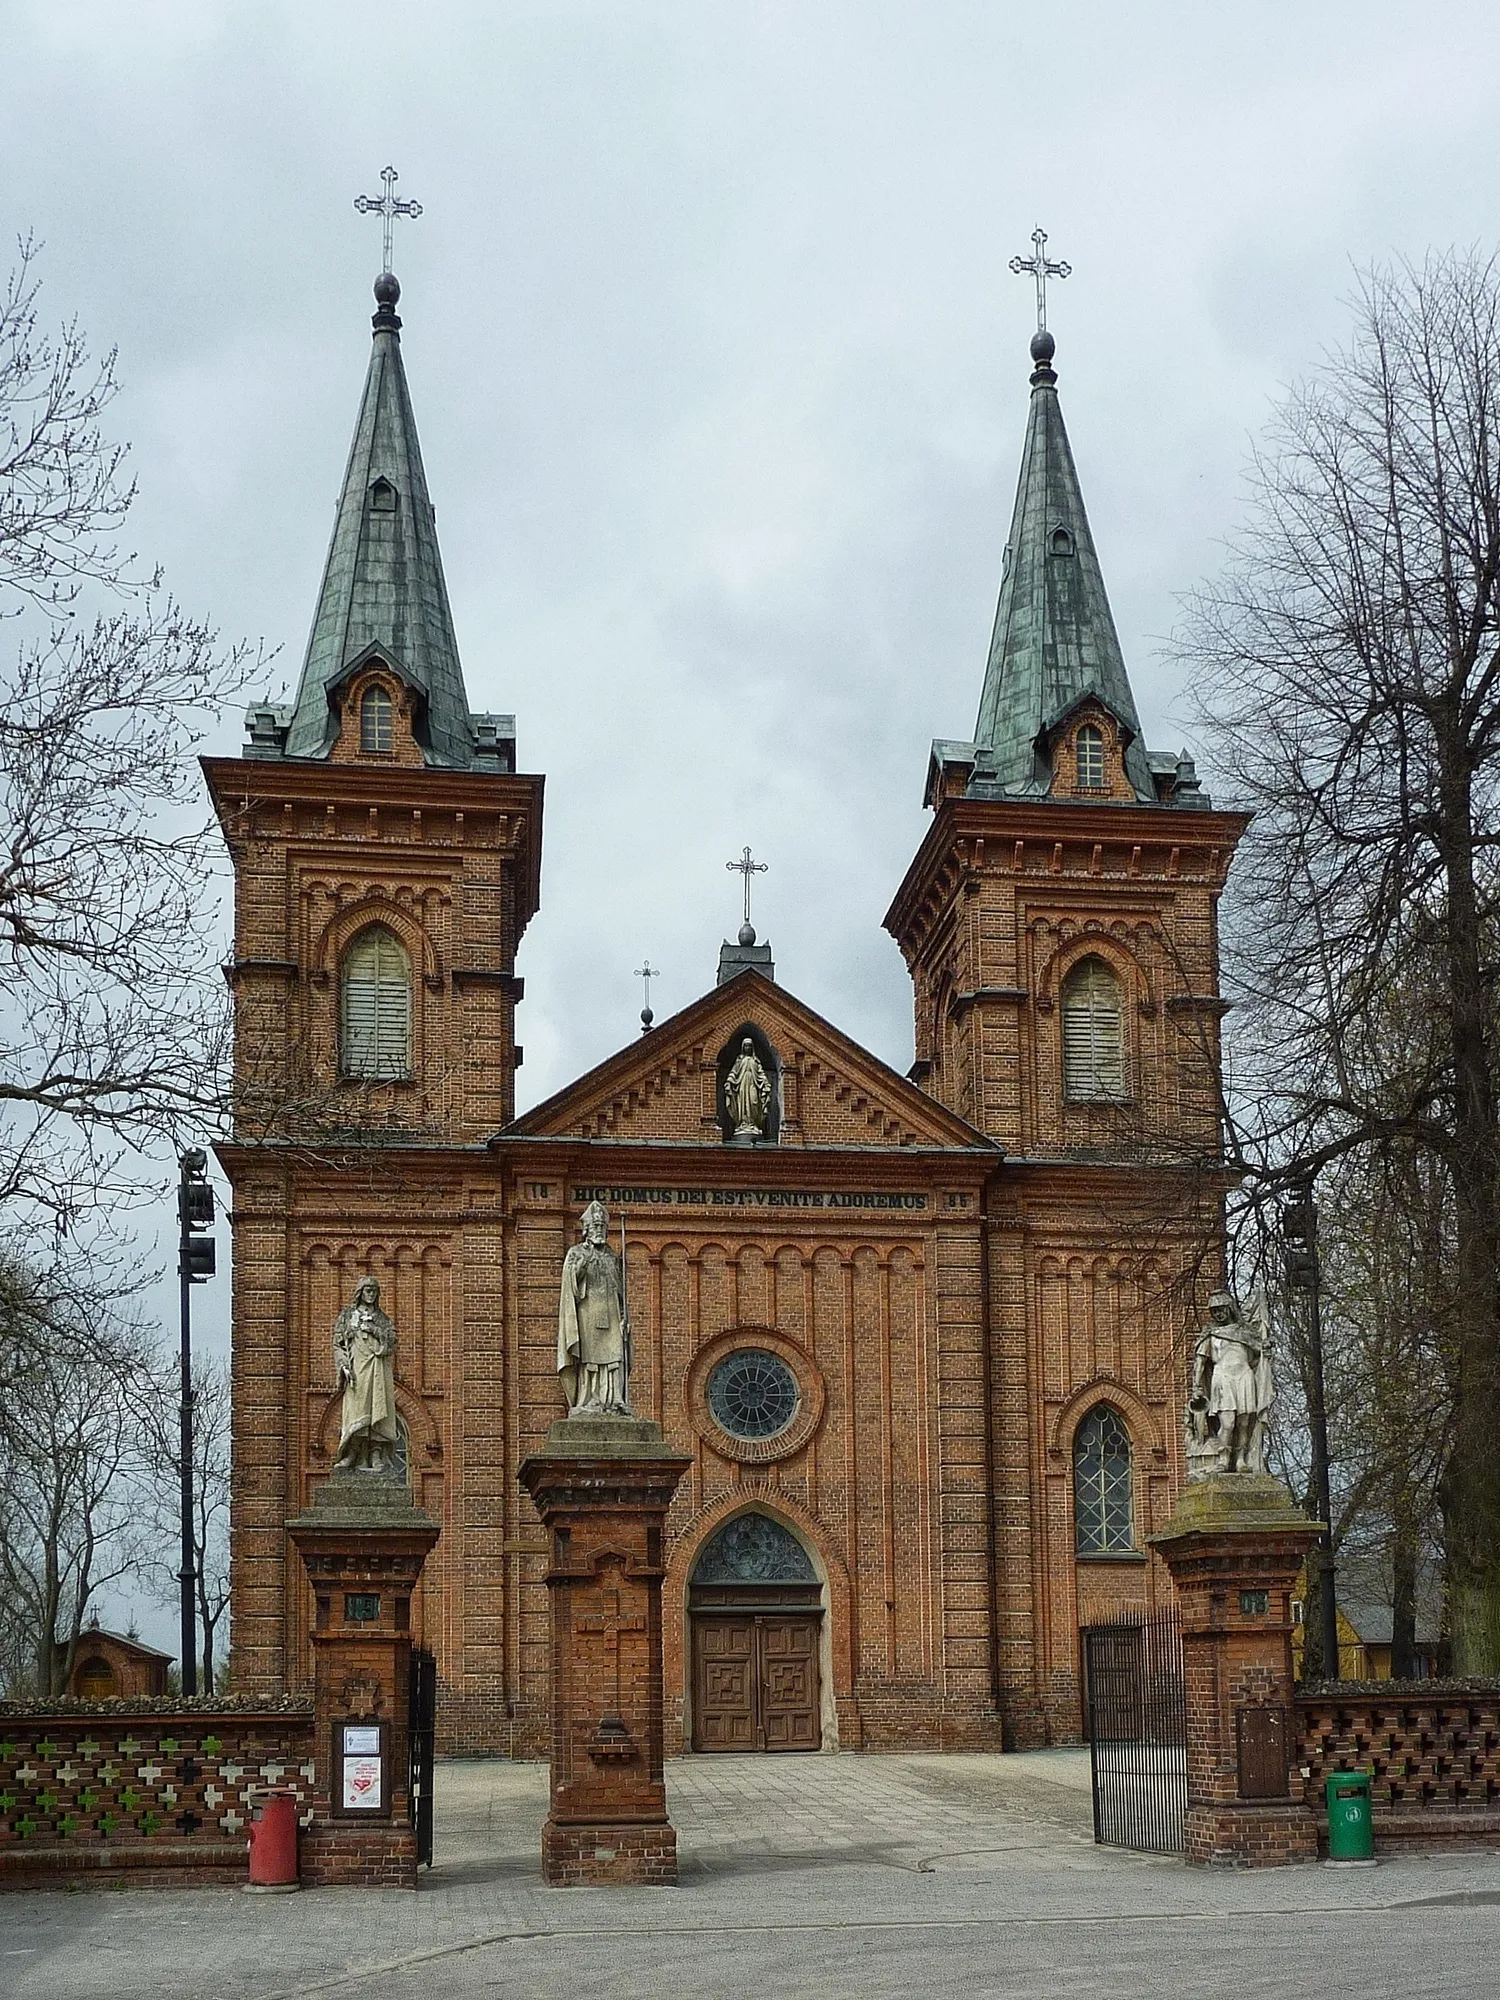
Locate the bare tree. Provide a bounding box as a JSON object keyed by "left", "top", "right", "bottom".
{"left": 1187, "top": 249, "right": 1500, "bottom": 1671}
{"left": 0, "top": 1251, "right": 149, "bottom": 1694}
{"left": 0, "top": 237, "right": 262, "bottom": 1237}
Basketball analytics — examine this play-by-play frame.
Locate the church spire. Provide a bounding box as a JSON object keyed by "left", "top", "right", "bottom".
{"left": 969, "top": 326, "right": 1155, "bottom": 802}
{"left": 278, "top": 270, "right": 479, "bottom": 767}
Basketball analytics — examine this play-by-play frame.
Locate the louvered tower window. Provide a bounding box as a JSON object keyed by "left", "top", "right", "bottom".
{"left": 1074, "top": 1405, "right": 1134, "bottom": 1553}
{"left": 341, "top": 924, "right": 412, "bottom": 1079}
{"left": 1062, "top": 956, "right": 1126, "bottom": 1101}
{"left": 1075, "top": 723, "right": 1105, "bottom": 791}
{"left": 361, "top": 684, "right": 394, "bottom": 754}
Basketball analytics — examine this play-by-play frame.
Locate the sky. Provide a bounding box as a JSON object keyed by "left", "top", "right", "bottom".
{"left": 6, "top": 0, "right": 1500, "bottom": 1648}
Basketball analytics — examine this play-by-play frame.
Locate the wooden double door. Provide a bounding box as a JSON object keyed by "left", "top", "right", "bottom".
{"left": 692, "top": 1612, "right": 822, "bottom": 1752}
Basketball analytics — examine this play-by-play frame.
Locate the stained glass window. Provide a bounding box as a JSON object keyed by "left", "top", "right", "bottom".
{"left": 708, "top": 1349, "right": 799, "bottom": 1441}
{"left": 1074, "top": 1405, "right": 1134, "bottom": 1554}
{"left": 692, "top": 1512, "right": 815, "bottom": 1584}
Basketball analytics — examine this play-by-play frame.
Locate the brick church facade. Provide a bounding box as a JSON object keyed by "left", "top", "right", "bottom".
{"left": 207, "top": 283, "right": 1246, "bottom": 1754}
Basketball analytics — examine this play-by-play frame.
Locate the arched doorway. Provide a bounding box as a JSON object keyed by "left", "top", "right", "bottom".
{"left": 688, "top": 1512, "right": 822, "bottom": 1752}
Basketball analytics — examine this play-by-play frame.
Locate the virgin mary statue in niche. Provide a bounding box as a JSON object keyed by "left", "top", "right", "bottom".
{"left": 333, "top": 1277, "right": 400, "bottom": 1475}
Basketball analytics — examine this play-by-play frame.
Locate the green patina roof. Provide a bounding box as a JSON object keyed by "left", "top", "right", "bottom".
{"left": 282, "top": 275, "right": 476, "bottom": 767}
{"left": 970, "top": 334, "right": 1154, "bottom": 802}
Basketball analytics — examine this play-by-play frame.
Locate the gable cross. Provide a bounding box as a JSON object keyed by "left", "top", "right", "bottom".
{"left": 354, "top": 165, "right": 423, "bottom": 274}
{"left": 635, "top": 958, "right": 658, "bottom": 1034}
{"left": 726, "top": 845, "right": 768, "bottom": 932}
{"left": 1009, "top": 225, "right": 1071, "bottom": 332}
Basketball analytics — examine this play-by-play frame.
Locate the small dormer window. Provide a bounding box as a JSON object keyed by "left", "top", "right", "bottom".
{"left": 1049, "top": 526, "right": 1074, "bottom": 557}
{"left": 361, "top": 683, "right": 394, "bottom": 754}
{"left": 1076, "top": 723, "right": 1105, "bottom": 791}
{"left": 370, "top": 478, "right": 397, "bottom": 512}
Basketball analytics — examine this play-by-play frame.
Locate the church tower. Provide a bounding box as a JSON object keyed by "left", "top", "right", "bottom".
{"left": 885, "top": 320, "right": 1249, "bottom": 1737}
{"left": 205, "top": 271, "right": 544, "bottom": 1697}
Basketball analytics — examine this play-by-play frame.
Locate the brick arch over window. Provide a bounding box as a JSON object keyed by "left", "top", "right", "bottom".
{"left": 340, "top": 923, "right": 412, "bottom": 1079}
{"left": 1073, "top": 1402, "right": 1135, "bottom": 1554}
{"left": 1048, "top": 1369, "right": 1164, "bottom": 1462}
{"left": 1061, "top": 955, "right": 1126, "bottom": 1102}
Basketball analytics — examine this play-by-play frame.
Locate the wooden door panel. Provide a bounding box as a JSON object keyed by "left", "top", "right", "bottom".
{"left": 757, "top": 1616, "right": 820, "bottom": 1751}
{"left": 693, "top": 1618, "right": 755, "bottom": 1750}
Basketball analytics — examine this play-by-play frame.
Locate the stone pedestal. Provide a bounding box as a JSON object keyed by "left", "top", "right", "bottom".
{"left": 1151, "top": 1472, "right": 1321, "bottom": 1867}
{"left": 519, "top": 1415, "right": 692, "bottom": 1886}
{"left": 286, "top": 1475, "right": 439, "bottom": 1887}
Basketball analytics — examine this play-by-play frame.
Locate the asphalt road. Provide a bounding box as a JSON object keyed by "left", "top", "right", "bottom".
{"left": 1, "top": 1752, "right": 1496, "bottom": 1999}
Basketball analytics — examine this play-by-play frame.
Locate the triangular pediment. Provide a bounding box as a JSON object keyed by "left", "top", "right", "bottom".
{"left": 504, "top": 973, "right": 995, "bottom": 1153}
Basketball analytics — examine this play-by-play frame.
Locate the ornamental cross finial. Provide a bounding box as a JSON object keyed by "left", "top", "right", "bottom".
{"left": 635, "top": 959, "right": 658, "bottom": 1033}
{"left": 726, "top": 845, "right": 768, "bottom": 930}
{"left": 1009, "top": 225, "right": 1070, "bottom": 332}
{"left": 354, "top": 165, "right": 423, "bottom": 275}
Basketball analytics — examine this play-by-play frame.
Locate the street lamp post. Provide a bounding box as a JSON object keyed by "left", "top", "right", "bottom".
{"left": 177, "top": 1149, "right": 216, "bottom": 1695}
{"left": 1281, "top": 1173, "right": 1338, "bottom": 1679}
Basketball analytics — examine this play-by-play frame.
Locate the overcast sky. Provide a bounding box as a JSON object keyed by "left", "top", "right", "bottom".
{"left": 7, "top": 1, "right": 1500, "bottom": 1640}
{"left": 9, "top": 0, "right": 1500, "bottom": 1101}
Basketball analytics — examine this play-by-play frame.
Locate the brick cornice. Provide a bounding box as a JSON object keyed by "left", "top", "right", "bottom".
{"left": 883, "top": 794, "right": 1252, "bottom": 962}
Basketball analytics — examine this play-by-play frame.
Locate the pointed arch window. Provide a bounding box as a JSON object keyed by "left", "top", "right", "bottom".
{"left": 1062, "top": 956, "right": 1126, "bottom": 1102}
{"left": 1074, "top": 1405, "right": 1134, "bottom": 1553}
{"left": 341, "top": 924, "right": 412, "bottom": 1079}
{"left": 361, "top": 684, "right": 394, "bottom": 754}
{"left": 1075, "top": 723, "right": 1105, "bottom": 791}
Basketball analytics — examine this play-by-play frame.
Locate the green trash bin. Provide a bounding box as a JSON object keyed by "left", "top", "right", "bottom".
{"left": 1326, "top": 1769, "right": 1374, "bottom": 1862}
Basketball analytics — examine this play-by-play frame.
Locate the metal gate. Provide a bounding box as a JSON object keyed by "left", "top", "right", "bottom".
{"left": 408, "top": 1645, "right": 436, "bottom": 1869}
{"left": 1084, "top": 1612, "right": 1186, "bottom": 1854}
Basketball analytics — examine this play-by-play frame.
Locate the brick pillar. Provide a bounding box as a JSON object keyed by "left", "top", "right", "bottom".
{"left": 519, "top": 1416, "right": 692, "bottom": 1886}
{"left": 1151, "top": 1472, "right": 1321, "bottom": 1867}
{"left": 286, "top": 1479, "right": 440, "bottom": 1888}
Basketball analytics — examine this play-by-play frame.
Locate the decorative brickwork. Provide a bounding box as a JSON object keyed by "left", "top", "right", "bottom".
{"left": 1295, "top": 1685, "right": 1500, "bottom": 1851}
{"left": 0, "top": 1700, "right": 315, "bottom": 1888}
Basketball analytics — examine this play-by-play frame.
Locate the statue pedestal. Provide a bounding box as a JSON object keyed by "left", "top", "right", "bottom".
{"left": 1151, "top": 1473, "right": 1321, "bottom": 1867}
{"left": 287, "top": 1476, "right": 440, "bottom": 1888}
{"left": 519, "top": 1416, "right": 692, "bottom": 1886}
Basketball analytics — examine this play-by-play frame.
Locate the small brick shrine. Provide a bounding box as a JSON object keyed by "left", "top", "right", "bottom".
{"left": 520, "top": 1416, "right": 691, "bottom": 1885}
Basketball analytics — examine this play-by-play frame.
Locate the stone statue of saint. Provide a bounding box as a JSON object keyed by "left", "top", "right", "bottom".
{"left": 334, "top": 1276, "right": 400, "bottom": 1475}
{"left": 725, "top": 1036, "right": 773, "bottom": 1139}
{"left": 1186, "top": 1288, "right": 1274, "bottom": 1479}
{"left": 557, "top": 1200, "right": 632, "bottom": 1416}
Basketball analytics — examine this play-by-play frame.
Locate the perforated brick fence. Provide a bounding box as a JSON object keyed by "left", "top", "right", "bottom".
{"left": 0, "top": 1696, "right": 316, "bottom": 1888}
{"left": 1296, "top": 1683, "right": 1500, "bottom": 1850}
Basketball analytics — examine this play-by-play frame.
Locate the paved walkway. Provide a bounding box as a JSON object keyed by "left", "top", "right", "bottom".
{"left": 2, "top": 1752, "right": 1498, "bottom": 1998}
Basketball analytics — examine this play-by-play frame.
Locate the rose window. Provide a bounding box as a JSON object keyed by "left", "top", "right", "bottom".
{"left": 707, "top": 1349, "right": 800, "bottom": 1442}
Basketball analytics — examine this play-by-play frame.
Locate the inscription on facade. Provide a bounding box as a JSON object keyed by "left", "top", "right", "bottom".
{"left": 570, "top": 1184, "right": 928, "bottom": 1212}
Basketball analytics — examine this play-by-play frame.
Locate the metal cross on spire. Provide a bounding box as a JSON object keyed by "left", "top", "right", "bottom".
{"left": 635, "top": 959, "right": 658, "bottom": 1034}
{"left": 726, "top": 846, "right": 768, "bottom": 934}
{"left": 1009, "top": 225, "right": 1071, "bottom": 332}
{"left": 354, "top": 165, "right": 423, "bottom": 275}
